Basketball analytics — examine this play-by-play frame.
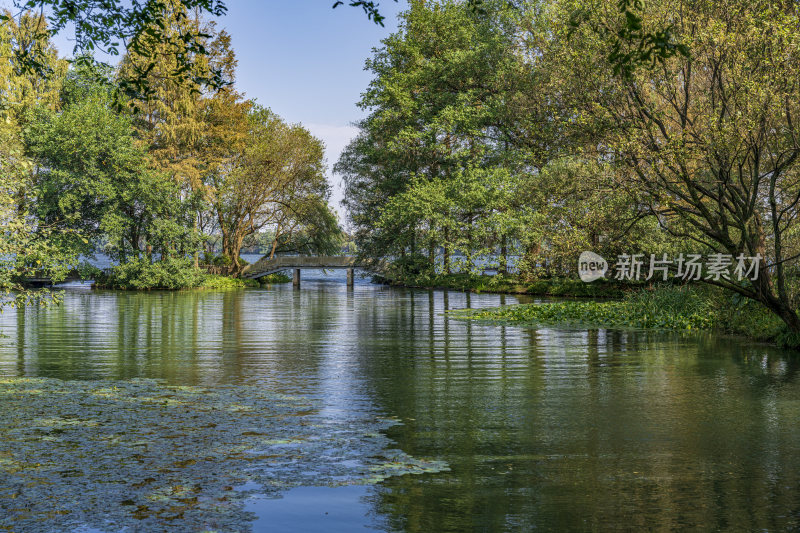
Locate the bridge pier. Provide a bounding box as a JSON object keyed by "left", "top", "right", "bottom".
{"left": 293, "top": 268, "right": 301, "bottom": 287}
{"left": 347, "top": 268, "right": 354, "bottom": 287}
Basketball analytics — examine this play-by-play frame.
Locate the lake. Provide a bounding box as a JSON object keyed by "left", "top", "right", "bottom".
{"left": 1, "top": 271, "right": 799, "bottom": 531}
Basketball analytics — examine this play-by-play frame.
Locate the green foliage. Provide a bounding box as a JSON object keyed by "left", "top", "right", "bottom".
{"left": 567, "top": 0, "right": 689, "bottom": 78}
{"left": 26, "top": 70, "right": 200, "bottom": 263}
{"left": 0, "top": 8, "right": 341, "bottom": 313}
{"left": 340, "top": 0, "right": 800, "bottom": 334}
{"left": 515, "top": 156, "right": 679, "bottom": 278}
{"left": 340, "top": 1, "right": 684, "bottom": 280}
{"left": 75, "top": 261, "right": 103, "bottom": 281}
{"left": 202, "top": 100, "right": 341, "bottom": 274}
{"left": 2, "top": 1, "right": 229, "bottom": 107}
{"left": 338, "top": 0, "right": 535, "bottom": 269}
{"left": 388, "top": 270, "right": 631, "bottom": 298}
{"left": 775, "top": 329, "right": 800, "bottom": 350}
{"left": 96, "top": 258, "right": 205, "bottom": 290}
{"left": 385, "top": 253, "right": 437, "bottom": 283}
{"left": 5, "top": 0, "right": 438, "bottom": 107}
{"left": 97, "top": 261, "right": 265, "bottom": 291}
{"left": 270, "top": 196, "right": 344, "bottom": 257}
{"left": 0, "top": 15, "right": 76, "bottom": 311}
{"left": 333, "top": 0, "right": 402, "bottom": 26}
{"left": 199, "top": 274, "right": 258, "bottom": 289}
{"left": 203, "top": 254, "right": 249, "bottom": 268}
{"left": 546, "top": 0, "right": 800, "bottom": 329}
{"left": 257, "top": 272, "right": 292, "bottom": 285}
{"left": 453, "top": 284, "right": 789, "bottom": 344}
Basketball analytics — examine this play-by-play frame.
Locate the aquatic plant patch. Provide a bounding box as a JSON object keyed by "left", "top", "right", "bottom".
{"left": 448, "top": 288, "right": 714, "bottom": 330}
{"left": 448, "top": 284, "right": 789, "bottom": 343}
{"left": 386, "top": 272, "right": 630, "bottom": 298}
{"left": 199, "top": 275, "right": 259, "bottom": 289}
{"left": 449, "top": 301, "right": 707, "bottom": 330}
{"left": 0, "top": 378, "right": 448, "bottom": 532}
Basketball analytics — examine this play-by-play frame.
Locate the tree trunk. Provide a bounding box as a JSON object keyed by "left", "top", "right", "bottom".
{"left": 227, "top": 234, "right": 246, "bottom": 277}
{"left": 499, "top": 235, "right": 508, "bottom": 275}
{"left": 443, "top": 227, "right": 451, "bottom": 274}
{"left": 778, "top": 306, "right": 800, "bottom": 333}
{"left": 193, "top": 217, "right": 200, "bottom": 269}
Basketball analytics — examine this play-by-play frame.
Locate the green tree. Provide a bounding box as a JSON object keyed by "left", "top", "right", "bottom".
{"left": 26, "top": 69, "right": 196, "bottom": 263}
{"left": 0, "top": 11, "right": 74, "bottom": 311}
{"left": 338, "top": 0, "right": 533, "bottom": 273}
{"left": 119, "top": 6, "right": 237, "bottom": 265}
{"left": 0, "top": 10, "right": 66, "bottom": 119}
{"left": 201, "top": 99, "right": 340, "bottom": 275}
{"left": 0, "top": 119, "right": 76, "bottom": 309}
{"left": 544, "top": 0, "right": 800, "bottom": 330}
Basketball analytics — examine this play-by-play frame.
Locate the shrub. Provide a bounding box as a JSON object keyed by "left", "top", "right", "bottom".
{"left": 97, "top": 258, "right": 205, "bottom": 290}
{"left": 201, "top": 254, "right": 250, "bottom": 276}
{"left": 200, "top": 275, "right": 259, "bottom": 289}
{"left": 257, "top": 272, "right": 291, "bottom": 284}
{"left": 388, "top": 254, "right": 436, "bottom": 283}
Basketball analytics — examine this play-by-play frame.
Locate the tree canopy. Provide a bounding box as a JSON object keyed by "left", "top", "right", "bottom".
{"left": 0, "top": 7, "right": 342, "bottom": 299}
{"left": 337, "top": 0, "right": 800, "bottom": 334}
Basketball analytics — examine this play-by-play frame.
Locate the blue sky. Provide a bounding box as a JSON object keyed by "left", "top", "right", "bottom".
{"left": 41, "top": 0, "right": 409, "bottom": 219}
{"left": 221, "top": 1, "right": 405, "bottom": 218}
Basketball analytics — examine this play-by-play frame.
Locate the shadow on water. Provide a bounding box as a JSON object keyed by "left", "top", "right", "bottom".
{"left": 1, "top": 279, "right": 800, "bottom": 531}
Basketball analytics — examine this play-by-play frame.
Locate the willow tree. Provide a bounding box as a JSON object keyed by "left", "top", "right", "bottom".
{"left": 201, "top": 99, "right": 338, "bottom": 275}
{"left": 546, "top": 0, "right": 800, "bottom": 331}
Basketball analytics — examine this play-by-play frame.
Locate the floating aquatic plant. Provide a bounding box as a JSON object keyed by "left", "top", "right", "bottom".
{"left": 0, "top": 378, "right": 448, "bottom": 532}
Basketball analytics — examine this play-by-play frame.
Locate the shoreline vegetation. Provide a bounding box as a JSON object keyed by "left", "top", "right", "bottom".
{"left": 443, "top": 281, "right": 798, "bottom": 349}
{"left": 375, "top": 271, "right": 799, "bottom": 348}
{"left": 333, "top": 0, "right": 800, "bottom": 346}
{"left": 374, "top": 272, "right": 632, "bottom": 299}
{"left": 84, "top": 259, "right": 292, "bottom": 291}
{"left": 45, "top": 260, "right": 800, "bottom": 349}
{"left": 5, "top": 0, "right": 800, "bottom": 348}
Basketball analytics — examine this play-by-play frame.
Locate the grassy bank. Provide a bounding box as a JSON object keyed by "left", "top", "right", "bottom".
{"left": 377, "top": 272, "right": 637, "bottom": 298}
{"left": 449, "top": 284, "right": 798, "bottom": 347}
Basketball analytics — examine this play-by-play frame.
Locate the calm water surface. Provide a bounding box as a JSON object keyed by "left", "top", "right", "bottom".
{"left": 2, "top": 272, "right": 800, "bottom": 531}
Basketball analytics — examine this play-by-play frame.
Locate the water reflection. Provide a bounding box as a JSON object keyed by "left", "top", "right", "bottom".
{"left": 1, "top": 279, "right": 799, "bottom": 531}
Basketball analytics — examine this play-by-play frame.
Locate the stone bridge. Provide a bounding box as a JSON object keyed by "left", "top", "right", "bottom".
{"left": 242, "top": 256, "right": 367, "bottom": 286}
